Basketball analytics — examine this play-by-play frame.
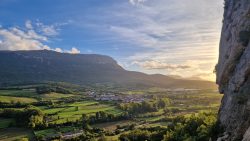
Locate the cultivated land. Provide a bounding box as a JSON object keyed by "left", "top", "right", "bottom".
{"left": 0, "top": 128, "right": 34, "bottom": 141}
{"left": 40, "top": 101, "right": 123, "bottom": 124}
{"left": 0, "top": 83, "right": 222, "bottom": 141}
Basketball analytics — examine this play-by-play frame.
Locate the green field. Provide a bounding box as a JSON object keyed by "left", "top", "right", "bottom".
{"left": 40, "top": 92, "right": 75, "bottom": 101}
{"left": 34, "top": 126, "right": 82, "bottom": 140}
{"left": 0, "top": 89, "right": 38, "bottom": 104}
{"left": 0, "top": 128, "right": 34, "bottom": 141}
{"left": 0, "top": 89, "right": 37, "bottom": 98}
{"left": 0, "top": 96, "right": 37, "bottom": 103}
{"left": 0, "top": 86, "right": 222, "bottom": 141}
{"left": 93, "top": 120, "right": 134, "bottom": 131}
{"left": 40, "top": 100, "right": 124, "bottom": 124}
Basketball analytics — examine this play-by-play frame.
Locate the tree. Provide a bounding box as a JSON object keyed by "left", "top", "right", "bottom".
{"left": 163, "top": 112, "right": 217, "bottom": 141}
{"left": 119, "top": 129, "right": 151, "bottom": 141}
{"left": 82, "top": 113, "right": 90, "bottom": 129}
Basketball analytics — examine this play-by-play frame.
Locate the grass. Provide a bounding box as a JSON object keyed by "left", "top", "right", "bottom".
{"left": 0, "top": 86, "right": 222, "bottom": 140}
{"left": 93, "top": 120, "right": 134, "bottom": 131}
{"left": 167, "top": 92, "right": 222, "bottom": 114}
{"left": 42, "top": 107, "right": 66, "bottom": 114}
{"left": 129, "top": 90, "right": 222, "bottom": 123}
{"left": 55, "top": 104, "right": 122, "bottom": 123}
{"left": 40, "top": 92, "right": 75, "bottom": 101}
{"left": 0, "top": 89, "right": 37, "bottom": 98}
{"left": 39, "top": 101, "right": 124, "bottom": 124}
{"left": 34, "top": 128, "right": 59, "bottom": 138}
{"left": 0, "top": 96, "right": 37, "bottom": 104}
{"left": 34, "top": 126, "right": 80, "bottom": 138}
{"left": 69, "top": 101, "right": 99, "bottom": 106}
{"left": 0, "top": 128, "right": 34, "bottom": 141}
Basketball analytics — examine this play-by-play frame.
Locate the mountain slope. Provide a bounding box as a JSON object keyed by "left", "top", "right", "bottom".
{"left": 0, "top": 50, "right": 216, "bottom": 89}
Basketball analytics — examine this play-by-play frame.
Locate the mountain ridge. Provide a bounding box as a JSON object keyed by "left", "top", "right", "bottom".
{"left": 0, "top": 50, "right": 216, "bottom": 89}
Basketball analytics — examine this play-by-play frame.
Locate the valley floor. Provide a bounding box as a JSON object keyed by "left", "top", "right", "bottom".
{"left": 0, "top": 84, "right": 222, "bottom": 141}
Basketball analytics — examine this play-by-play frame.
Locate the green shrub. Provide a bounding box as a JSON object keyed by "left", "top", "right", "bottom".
{"left": 163, "top": 112, "right": 217, "bottom": 141}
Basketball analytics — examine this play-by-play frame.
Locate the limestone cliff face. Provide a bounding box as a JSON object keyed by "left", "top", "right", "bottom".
{"left": 216, "top": 0, "right": 250, "bottom": 140}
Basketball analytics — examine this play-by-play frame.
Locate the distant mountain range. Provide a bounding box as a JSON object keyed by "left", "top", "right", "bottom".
{"left": 0, "top": 50, "right": 217, "bottom": 89}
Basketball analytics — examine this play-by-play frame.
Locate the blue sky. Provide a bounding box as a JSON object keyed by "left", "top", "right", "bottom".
{"left": 0, "top": 0, "right": 224, "bottom": 81}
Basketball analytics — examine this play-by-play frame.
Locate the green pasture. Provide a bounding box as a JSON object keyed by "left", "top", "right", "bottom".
{"left": 0, "top": 89, "right": 37, "bottom": 98}
{"left": 40, "top": 100, "right": 124, "bottom": 124}
{"left": 0, "top": 96, "right": 37, "bottom": 104}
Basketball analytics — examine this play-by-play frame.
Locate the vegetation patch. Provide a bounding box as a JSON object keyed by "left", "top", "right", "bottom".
{"left": 0, "top": 96, "right": 37, "bottom": 104}
{"left": 0, "top": 128, "right": 34, "bottom": 141}
{"left": 0, "top": 84, "right": 222, "bottom": 140}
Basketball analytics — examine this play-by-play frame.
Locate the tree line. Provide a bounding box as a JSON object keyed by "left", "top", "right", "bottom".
{"left": 119, "top": 98, "right": 171, "bottom": 115}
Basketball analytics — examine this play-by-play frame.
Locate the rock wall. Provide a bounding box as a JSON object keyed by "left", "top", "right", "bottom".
{"left": 216, "top": 0, "right": 250, "bottom": 140}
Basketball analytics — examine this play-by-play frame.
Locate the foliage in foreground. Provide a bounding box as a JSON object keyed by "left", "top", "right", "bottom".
{"left": 163, "top": 112, "right": 218, "bottom": 141}
{"left": 119, "top": 112, "right": 218, "bottom": 141}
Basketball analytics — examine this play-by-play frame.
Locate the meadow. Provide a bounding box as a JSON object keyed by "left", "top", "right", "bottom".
{"left": 39, "top": 101, "right": 123, "bottom": 124}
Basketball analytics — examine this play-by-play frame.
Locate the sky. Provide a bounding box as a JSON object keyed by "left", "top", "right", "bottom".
{"left": 0, "top": 0, "right": 224, "bottom": 81}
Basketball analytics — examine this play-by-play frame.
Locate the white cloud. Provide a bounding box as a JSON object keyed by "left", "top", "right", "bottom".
{"left": 0, "top": 20, "right": 80, "bottom": 54}
{"left": 55, "top": 48, "right": 63, "bottom": 53}
{"left": 100, "top": 0, "right": 223, "bottom": 81}
{"left": 133, "top": 60, "right": 191, "bottom": 70}
{"left": 36, "top": 21, "right": 59, "bottom": 36}
{"left": 42, "top": 26, "right": 58, "bottom": 36}
{"left": 66, "top": 47, "right": 80, "bottom": 54}
{"left": 25, "top": 20, "right": 33, "bottom": 29}
{"left": 11, "top": 27, "right": 47, "bottom": 41}
{"left": 110, "top": 26, "right": 158, "bottom": 48}
{"left": 0, "top": 28, "right": 48, "bottom": 50}
{"left": 129, "top": 0, "right": 147, "bottom": 5}
{"left": 73, "top": 0, "right": 221, "bottom": 80}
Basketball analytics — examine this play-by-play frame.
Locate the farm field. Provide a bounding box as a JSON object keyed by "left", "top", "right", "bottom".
{"left": 34, "top": 126, "right": 82, "bottom": 140}
{"left": 93, "top": 120, "right": 135, "bottom": 131}
{"left": 0, "top": 84, "right": 222, "bottom": 141}
{"left": 39, "top": 93, "right": 75, "bottom": 101}
{"left": 0, "top": 128, "right": 34, "bottom": 141}
{"left": 0, "top": 89, "right": 37, "bottom": 98}
{"left": 0, "top": 95, "right": 37, "bottom": 103}
{"left": 39, "top": 101, "right": 124, "bottom": 124}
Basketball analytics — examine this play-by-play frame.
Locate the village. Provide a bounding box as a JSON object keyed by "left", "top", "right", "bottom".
{"left": 85, "top": 88, "right": 202, "bottom": 103}
{"left": 85, "top": 91, "right": 148, "bottom": 103}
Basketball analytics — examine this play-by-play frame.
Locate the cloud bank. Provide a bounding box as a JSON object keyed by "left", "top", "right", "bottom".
{"left": 106, "top": 0, "right": 223, "bottom": 81}
{"left": 133, "top": 60, "right": 191, "bottom": 70}
{"left": 0, "top": 20, "right": 80, "bottom": 54}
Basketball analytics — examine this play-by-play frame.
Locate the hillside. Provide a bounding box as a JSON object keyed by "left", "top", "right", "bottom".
{"left": 0, "top": 50, "right": 216, "bottom": 89}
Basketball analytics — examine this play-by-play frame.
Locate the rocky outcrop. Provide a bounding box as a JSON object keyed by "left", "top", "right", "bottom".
{"left": 216, "top": 0, "right": 250, "bottom": 140}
